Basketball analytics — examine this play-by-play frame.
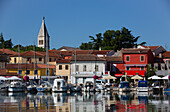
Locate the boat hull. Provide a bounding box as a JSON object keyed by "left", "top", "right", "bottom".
{"left": 8, "top": 87, "right": 25, "bottom": 92}
{"left": 36, "top": 87, "right": 51, "bottom": 92}
{"left": 137, "top": 87, "right": 149, "bottom": 92}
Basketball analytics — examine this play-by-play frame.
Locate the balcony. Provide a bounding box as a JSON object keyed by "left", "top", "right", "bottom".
{"left": 72, "top": 72, "right": 103, "bottom": 77}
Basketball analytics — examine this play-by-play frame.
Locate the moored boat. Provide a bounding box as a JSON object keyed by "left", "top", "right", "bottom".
{"left": 137, "top": 81, "right": 149, "bottom": 92}
{"left": 119, "top": 81, "right": 131, "bottom": 92}
{"left": 36, "top": 81, "right": 52, "bottom": 92}
{"left": 52, "top": 79, "right": 68, "bottom": 92}
{"left": 8, "top": 81, "right": 26, "bottom": 92}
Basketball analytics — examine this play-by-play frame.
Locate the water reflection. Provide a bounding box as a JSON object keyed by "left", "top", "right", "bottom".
{"left": 0, "top": 91, "right": 170, "bottom": 111}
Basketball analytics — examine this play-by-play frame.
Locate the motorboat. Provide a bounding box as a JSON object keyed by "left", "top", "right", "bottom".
{"left": 36, "top": 81, "right": 52, "bottom": 92}
{"left": 164, "top": 82, "right": 170, "bottom": 93}
{"left": 70, "top": 85, "right": 82, "bottom": 92}
{"left": 137, "top": 81, "right": 149, "bottom": 92}
{"left": 8, "top": 81, "right": 26, "bottom": 92}
{"left": 27, "top": 84, "right": 37, "bottom": 92}
{"left": 52, "top": 79, "right": 68, "bottom": 92}
{"left": 119, "top": 81, "right": 131, "bottom": 92}
{"left": 84, "top": 81, "right": 94, "bottom": 92}
{"left": 0, "top": 81, "right": 9, "bottom": 92}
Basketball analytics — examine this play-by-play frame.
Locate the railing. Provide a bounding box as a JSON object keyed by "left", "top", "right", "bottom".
{"left": 72, "top": 72, "right": 103, "bottom": 76}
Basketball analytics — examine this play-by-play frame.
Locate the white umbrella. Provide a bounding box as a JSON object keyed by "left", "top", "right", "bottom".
{"left": 131, "top": 75, "right": 143, "bottom": 80}
{"left": 7, "top": 76, "right": 21, "bottom": 80}
{"left": 162, "top": 75, "right": 169, "bottom": 80}
{"left": 0, "top": 76, "right": 7, "bottom": 80}
{"left": 103, "top": 75, "right": 117, "bottom": 80}
{"left": 148, "top": 75, "right": 162, "bottom": 80}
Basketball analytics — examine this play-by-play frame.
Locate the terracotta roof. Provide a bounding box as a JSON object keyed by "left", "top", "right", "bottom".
{"left": 122, "top": 48, "right": 150, "bottom": 54}
{"left": 163, "top": 51, "right": 170, "bottom": 58}
{"left": 11, "top": 50, "right": 59, "bottom": 57}
{"left": 0, "top": 49, "right": 18, "bottom": 55}
{"left": 106, "top": 56, "right": 123, "bottom": 62}
{"left": 91, "top": 50, "right": 112, "bottom": 55}
{"left": 141, "top": 46, "right": 160, "bottom": 51}
{"left": 6, "top": 63, "right": 55, "bottom": 69}
{"left": 56, "top": 59, "right": 71, "bottom": 63}
{"left": 57, "top": 46, "right": 80, "bottom": 51}
{"left": 0, "top": 69, "right": 17, "bottom": 76}
{"left": 71, "top": 54, "right": 105, "bottom": 61}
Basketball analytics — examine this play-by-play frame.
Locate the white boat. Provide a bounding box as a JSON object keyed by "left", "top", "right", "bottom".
{"left": 137, "top": 81, "right": 149, "bottom": 92}
{"left": 52, "top": 79, "right": 68, "bottom": 92}
{"left": 0, "top": 81, "right": 9, "bottom": 92}
{"left": 27, "top": 84, "right": 37, "bottom": 92}
{"left": 36, "top": 81, "right": 52, "bottom": 92}
{"left": 8, "top": 81, "right": 26, "bottom": 92}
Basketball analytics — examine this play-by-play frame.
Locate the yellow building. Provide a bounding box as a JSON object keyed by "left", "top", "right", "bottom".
{"left": 9, "top": 50, "right": 58, "bottom": 65}
{"left": 6, "top": 63, "right": 55, "bottom": 78}
{"left": 56, "top": 59, "right": 71, "bottom": 83}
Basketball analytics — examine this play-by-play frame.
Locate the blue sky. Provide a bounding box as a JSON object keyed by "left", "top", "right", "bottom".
{"left": 0, "top": 0, "right": 170, "bottom": 50}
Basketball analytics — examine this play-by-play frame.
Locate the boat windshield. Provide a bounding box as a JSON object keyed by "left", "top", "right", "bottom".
{"left": 120, "top": 82, "right": 130, "bottom": 88}
{"left": 138, "top": 81, "right": 147, "bottom": 87}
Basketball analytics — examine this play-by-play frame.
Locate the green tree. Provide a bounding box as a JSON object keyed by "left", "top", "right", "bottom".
{"left": 89, "top": 33, "right": 103, "bottom": 50}
{"left": 79, "top": 42, "right": 93, "bottom": 50}
{"left": 0, "top": 33, "right": 5, "bottom": 49}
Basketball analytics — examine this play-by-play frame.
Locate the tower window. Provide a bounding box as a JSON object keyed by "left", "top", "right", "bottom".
{"left": 39, "top": 40, "right": 43, "bottom": 45}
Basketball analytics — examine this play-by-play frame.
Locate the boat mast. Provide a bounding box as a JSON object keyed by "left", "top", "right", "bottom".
{"left": 46, "top": 28, "right": 49, "bottom": 81}
{"left": 18, "top": 45, "right": 20, "bottom": 76}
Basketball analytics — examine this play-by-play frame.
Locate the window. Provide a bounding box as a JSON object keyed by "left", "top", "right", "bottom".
{"left": 27, "top": 57, "right": 30, "bottom": 61}
{"left": 65, "top": 65, "right": 68, "bottom": 70}
{"left": 59, "top": 65, "right": 62, "bottom": 70}
{"left": 25, "top": 70, "right": 30, "bottom": 75}
{"left": 126, "top": 67, "right": 130, "bottom": 70}
{"left": 95, "top": 65, "right": 99, "bottom": 71}
{"left": 18, "top": 70, "right": 22, "bottom": 75}
{"left": 14, "top": 58, "right": 17, "bottom": 63}
{"left": 34, "top": 70, "right": 38, "bottom": 75}
{"left": 39, "top": 40, "right": 43, "bottom": 45}
{"left": 76, "top": 65, "right": 79, "bottom": 71}
{"left": 140, "top": 66, "right": 145, "bottom": 70}
{"left": 49, "top": 58, "right": 52, "bottom": 62}
{"left": 39, "top": 58, "right": 42, "bottom": 61}
{"left": 83, "top": 65, "right": 86, "bottom": 71}
{"left": 140, "top": 55, "right": 145, "bottom": 62}
{"left": 126, "top": 56, "right": 130, "bottom": 62}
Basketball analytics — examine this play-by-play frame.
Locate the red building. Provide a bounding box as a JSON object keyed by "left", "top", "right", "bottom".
{"left": 106, "top": 48, "right": 154, "bottom": 77}
{"left": 122, "top": 48, "right": 154, "bottom": 77}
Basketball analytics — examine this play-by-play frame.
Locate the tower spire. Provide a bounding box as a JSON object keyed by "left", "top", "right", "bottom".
{"left": 37, "top": 17, "right": 50, "bottom": 50}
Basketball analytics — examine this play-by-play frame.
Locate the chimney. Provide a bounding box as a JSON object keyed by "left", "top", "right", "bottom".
{"left": 99, "top": 47, "right": 101, "bottom": 51}
{"left": 159, "top": 53, "right": 162, "bottom": 58}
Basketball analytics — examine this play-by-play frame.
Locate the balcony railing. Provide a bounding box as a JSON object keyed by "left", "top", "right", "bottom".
{"left": 72, "top": 72, "right": 103, "bottom": 76}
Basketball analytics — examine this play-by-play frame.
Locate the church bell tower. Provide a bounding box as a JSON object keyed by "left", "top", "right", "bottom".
{"left": 37, "top": 17, "right": 50, "bottom": 50}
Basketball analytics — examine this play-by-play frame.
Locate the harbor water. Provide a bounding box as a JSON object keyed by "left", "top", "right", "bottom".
{"left": 0, "top": 91, "right": 169, "bottom": 112}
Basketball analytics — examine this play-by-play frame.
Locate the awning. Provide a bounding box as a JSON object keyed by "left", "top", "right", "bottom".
{"left": 124, "top": 64, "right": 146, "bottom": 67}
{"left": 125, "top": 70, "right": 146, "bottom": 76}
{"left": 115, "top": 74, "right": 123, "bottom": 77}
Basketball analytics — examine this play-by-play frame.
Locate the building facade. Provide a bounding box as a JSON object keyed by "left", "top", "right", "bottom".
{"left": 70, "top": 54, "right": 105, "bottom": 84}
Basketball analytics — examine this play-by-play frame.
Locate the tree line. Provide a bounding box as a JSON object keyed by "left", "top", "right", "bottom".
{"left": 79, "top": 27, "right": 146, "bottom": 51}
{"left": 0, "top": 33, "right": 45, "bottom": 52}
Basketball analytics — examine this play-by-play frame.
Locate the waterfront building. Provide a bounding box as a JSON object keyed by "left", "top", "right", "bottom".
{"left": 106, "top": 48, "right": 154, "bottom": 78}
{"left": 9, "top": 50, "right": 58, "bottom": 64}
{"left": 56, "top": 59, "right": 71, "bottom": 83}
{"left": 122, "top": 48, "right": 154, "bottom": 77}
{"left": 6, "top": 63, "right": 55, "bottom": 79}
{"left": 70, "top": 54, "right": 105, "bottom": 84}
{"left": 37, "top": 17, "right": 50, "bottom": 50}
